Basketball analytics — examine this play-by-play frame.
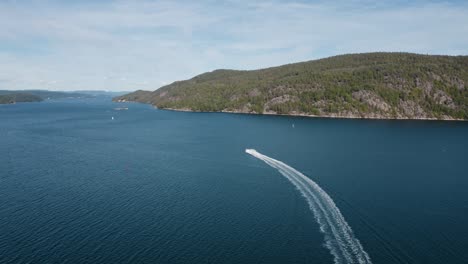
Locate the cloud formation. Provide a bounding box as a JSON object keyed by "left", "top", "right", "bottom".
{"left": 1, "top": 0, "right": 467, "bottom": 91}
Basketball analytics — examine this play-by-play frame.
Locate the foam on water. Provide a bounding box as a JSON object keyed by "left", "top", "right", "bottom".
{"left": 246, "top": 149, "right": 372, "bottom": 264}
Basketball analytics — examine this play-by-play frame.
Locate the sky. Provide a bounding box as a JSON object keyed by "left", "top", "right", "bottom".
{"left": 1, "top": 0, "right": 467, "bottom": 91}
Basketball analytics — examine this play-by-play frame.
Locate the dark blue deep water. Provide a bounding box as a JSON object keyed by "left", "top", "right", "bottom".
{"left": 1, "top": 98, "right": 467, "bottom": 264}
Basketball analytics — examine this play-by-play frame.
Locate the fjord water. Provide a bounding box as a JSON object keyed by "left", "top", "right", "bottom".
{"left": 1, "top": 98, "right": 467, "bottom": 264}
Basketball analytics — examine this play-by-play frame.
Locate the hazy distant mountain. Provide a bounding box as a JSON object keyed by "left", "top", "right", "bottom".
{"left": 114, "top": 52, "right": 467, "bottom": 120}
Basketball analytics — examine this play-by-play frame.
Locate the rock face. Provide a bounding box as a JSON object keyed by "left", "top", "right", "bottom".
{"left": 352, "top": 90, "right": 391, "bottom": 112}
{"left": 433, "top": 90, "right": 456, "bottom": 109}
{"left": 399, "top": 100, "right": 427, "bottom": 118}
{"left": 114, "top": 52, "right": 468, "bottom": 120}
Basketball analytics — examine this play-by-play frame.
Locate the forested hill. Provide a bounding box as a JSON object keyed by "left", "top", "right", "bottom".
{"left": 114, "top": 53, "right": 468, "bottom": 120}
{"left": 0, "top": 93, "right": 43, "bottom": 104}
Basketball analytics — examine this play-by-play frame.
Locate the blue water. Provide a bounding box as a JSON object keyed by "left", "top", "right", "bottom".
{"left": 1, "top": 98, "right": 467, "bottom": 264}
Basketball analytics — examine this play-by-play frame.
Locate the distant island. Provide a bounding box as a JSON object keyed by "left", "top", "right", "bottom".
{"left": 114, "top": 52, "right": 467, "bottom": 120}
{"left": 0, "top": 93, "right": 43, "bottom": 104}
{"left": 0, "top": 90, "right": 92, "bottom": 104}
{"left": 0, "top": 90, "right": 124, "bottom": 104}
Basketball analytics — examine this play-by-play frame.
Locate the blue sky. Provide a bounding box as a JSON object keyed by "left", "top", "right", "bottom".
{"left": 1, "top": 0, "right": 467, "bottom": 91}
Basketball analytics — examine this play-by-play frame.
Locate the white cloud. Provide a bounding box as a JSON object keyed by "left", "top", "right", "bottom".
{"left": 0, "top": 0, "right": 467, "bottom": 91}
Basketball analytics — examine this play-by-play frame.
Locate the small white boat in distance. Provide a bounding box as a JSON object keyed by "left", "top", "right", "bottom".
{"left": 111, "top": 116, "right": 114, "bottom": 120}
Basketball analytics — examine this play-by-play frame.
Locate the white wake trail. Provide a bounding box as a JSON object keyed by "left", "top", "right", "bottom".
{"left": 246, "top": 149, "right": 372, "bottom": 264}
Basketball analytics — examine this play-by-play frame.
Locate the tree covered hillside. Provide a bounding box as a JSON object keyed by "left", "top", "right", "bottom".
{"left": 0, "top": 93, "right": 43, "bottom": 104}
{"left": 114, "top": 53, "right": 468, "bottom": 120}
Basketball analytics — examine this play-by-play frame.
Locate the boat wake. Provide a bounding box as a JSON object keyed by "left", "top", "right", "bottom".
{"left": 246, "top": 149, "right": 372, "bottom": 264}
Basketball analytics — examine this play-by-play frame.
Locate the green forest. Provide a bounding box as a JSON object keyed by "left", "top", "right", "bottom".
{"left": 0, "top": 93, "right": 43, "bottom": 104}
{"left": 115, "top": 52, "right": 468, "bottom": 120}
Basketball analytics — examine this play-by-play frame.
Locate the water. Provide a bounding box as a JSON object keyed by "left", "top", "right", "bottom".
{"left": 246, "top": 149, "right": 371, "bottom": 264}
{"left": 1, "top": 98, "right": 467, "bottom": 264}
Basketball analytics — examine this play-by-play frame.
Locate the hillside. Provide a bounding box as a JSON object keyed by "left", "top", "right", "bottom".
{"left": 114, "top": 53, "right": 468, "bottom": 120}
{"left": 0, "top": 93, "right": 43, "bottom": 104}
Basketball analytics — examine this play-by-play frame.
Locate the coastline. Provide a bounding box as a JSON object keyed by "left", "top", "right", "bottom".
{"left": 156, "top": 105, "right": 466, "bottom": 122}
{"left": 114, "top": 99, "right": 465, "bottom": 121}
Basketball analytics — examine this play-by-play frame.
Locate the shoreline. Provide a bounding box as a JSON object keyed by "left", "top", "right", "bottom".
{"left": 162, "top": 107, "right": 466, "bottom": 122}
{"left": 115, "top": 100, "right": 465, "bottom": 121}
